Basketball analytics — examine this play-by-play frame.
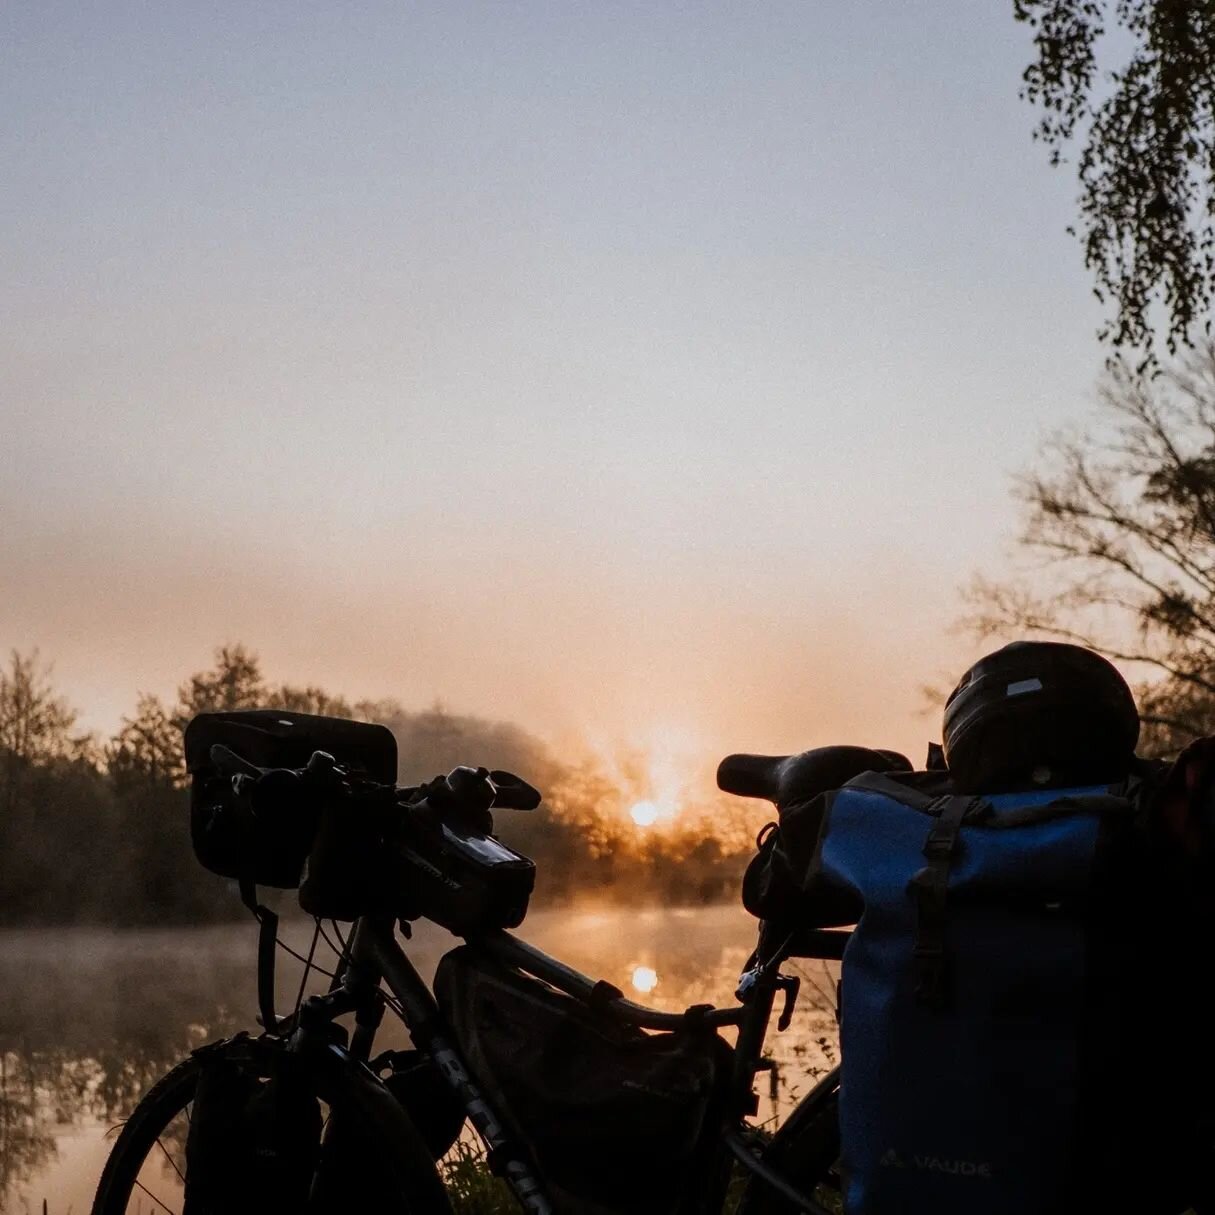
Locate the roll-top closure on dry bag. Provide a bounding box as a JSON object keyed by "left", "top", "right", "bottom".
{"left": 831, "top": 772, "right": 1122, "bottom": 1010}
{"left": 839, "top": 769, "right": 1134, "bottom": 827}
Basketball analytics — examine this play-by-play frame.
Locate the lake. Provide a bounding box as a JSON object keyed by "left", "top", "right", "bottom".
{"left": 0, "top": 904, "right": 840, "bottom": 1213}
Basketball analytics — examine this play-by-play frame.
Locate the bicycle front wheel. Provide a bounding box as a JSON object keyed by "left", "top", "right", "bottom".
{"left": 737, "top": 1075, "right": 842, "bottom": 1215}
{"left": 91, "top": 1035, "right": 452, "bottom": 1215}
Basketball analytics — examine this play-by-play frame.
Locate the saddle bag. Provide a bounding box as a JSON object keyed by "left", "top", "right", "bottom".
{"left": 433, "top": 945, "right": 730, "bottom": 1215}
{"left": 804, "top": 769, "right": 1213, "bottom": 1215}
{"left": 184, "top": 710, "right": 397, "bottom": 889}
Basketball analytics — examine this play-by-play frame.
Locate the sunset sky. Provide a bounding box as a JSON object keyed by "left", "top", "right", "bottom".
{"left": 2, "top": 3, "right": 1110, "bottom": 771}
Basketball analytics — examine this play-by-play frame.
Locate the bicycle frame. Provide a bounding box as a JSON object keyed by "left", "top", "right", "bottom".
{"left": 301, "top": 913, "right": 848, "bottom": 1215}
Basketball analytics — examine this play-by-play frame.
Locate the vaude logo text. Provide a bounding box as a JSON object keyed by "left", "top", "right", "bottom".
{"left": 879, "top": 1148, "right": 992, "bottom": 1179}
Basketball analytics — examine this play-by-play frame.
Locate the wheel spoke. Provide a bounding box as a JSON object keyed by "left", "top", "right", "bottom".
{"left": 153, "top": 1133, "right": 185, "bottom": 1183}
{"left": 132, "top": 1176, "right": 179, "bottom": 1214}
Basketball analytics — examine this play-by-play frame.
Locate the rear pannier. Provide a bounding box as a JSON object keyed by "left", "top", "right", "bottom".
{"left": 434, "top": 945, "right": 730, "bottom": 1215}
{"left": 796, "top": 769, "right": 1214, "bottom": 1215}
{"left": 184, "top": 710, "right": 397, "bottom": 889}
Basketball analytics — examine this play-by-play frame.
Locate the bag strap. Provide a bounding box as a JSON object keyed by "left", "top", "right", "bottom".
{"left": 225, "top": 775, "right": 283, "bottom": 1036}
{"left": 984, "top": 792, "right": 1132, "bottom": 827}
{"left": 842, "top": 770, "right": 950, "bottom": 810}
{"left": 909, "top": 795, "right": 987, "bottom": 1010}
{"left": 239, "top": 876, "right": 281, "bottom": 1035}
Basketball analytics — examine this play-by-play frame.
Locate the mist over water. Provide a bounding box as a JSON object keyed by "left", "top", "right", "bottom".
{"left": 1, "top": 906, "right": 839, "bottom": 1211}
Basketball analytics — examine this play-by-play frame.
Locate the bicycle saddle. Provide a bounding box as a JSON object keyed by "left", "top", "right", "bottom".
{"left": 717, "top": 745, "right": 912, "bottom": 807}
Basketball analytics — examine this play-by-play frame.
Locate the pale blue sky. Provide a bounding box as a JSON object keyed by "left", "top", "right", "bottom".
{"left": 1, "top": 3, "right": 1108, "bottom": 763}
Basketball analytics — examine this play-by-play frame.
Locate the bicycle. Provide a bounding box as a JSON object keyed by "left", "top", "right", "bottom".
{"left": 91, "top": 741, "right": 847, "bottom": 1215}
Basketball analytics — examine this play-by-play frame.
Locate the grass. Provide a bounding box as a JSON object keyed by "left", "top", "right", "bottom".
{"left": 441, "top": 1139, "right": 517, "bottom": 1213}
{"left": 440, "top": 1138, "right": 754, "bottom": 1214}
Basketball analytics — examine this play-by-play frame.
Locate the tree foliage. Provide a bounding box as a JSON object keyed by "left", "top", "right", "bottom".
{"left": 0, "top": 651, "right": 85, "bottom": 768}
{"left": 0, "top": 645, "right": 755, "bottom": 924}
{"left": 107, "top": 694, "right": 183, "bottom": 791}
{"left": 1015, "top": 0, "right": 1215, "bottom": 363}
{"left": 971, "top": 341, "right": 1215, "bottom": 753}
{"left": 173, "top": 643, "right": 266, "bottom": 724}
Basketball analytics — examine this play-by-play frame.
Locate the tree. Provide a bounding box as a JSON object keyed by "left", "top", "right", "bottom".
{"left": 271, "top": 685, "right": 354, "bottom": 718}
{"left": 0, "top": 652, "right": 114, "bottom": 924}
{"left": 0, "top": 650, "right": 84, "bottom": 765}
{"left": 1015, "top": 0, "right": 1215, "bottom": 364}
{"left": 0, "top": 650, "right": 89, "bottom": 818}
{"left": 105, "top": 694, "right": 226, "bottom": 923}
{"left": 174, "top": 644, "right": 265, "bottom": 727}
{"left": 971, "top": 341, "right": 1215, "bottom": 753}
{"left": 107, "top": 694, "right": 183, "bottom": 790}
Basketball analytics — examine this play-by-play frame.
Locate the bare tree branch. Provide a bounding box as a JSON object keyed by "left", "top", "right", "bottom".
{"left": 972, "top": 347, "right": 1215, "bottom": 755}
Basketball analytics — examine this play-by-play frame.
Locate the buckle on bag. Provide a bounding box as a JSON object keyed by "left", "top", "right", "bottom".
{"left": 922, "top": 828, "right": 957, "bottom": 861}
{"left": 913, "top": 943, "right": 949, "bottom": 1009}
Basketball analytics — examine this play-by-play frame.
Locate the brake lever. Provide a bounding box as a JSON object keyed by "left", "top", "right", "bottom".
{"left": 209, "top": 743, "right": 265, "bottom": 780}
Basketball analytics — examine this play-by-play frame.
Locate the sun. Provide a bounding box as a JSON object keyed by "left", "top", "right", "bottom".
{"left": 629, "top": 800, "right": 660, "bottom": 827}
{"left": 631, "top": 966, "right": 659, "bottom": 994}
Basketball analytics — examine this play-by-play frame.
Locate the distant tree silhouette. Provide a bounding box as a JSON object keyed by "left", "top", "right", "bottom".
{"left": 173, "top": 643, "right": 265, "bottom": 724}
{"left": 1015, "top": 0, "right": 1215, "bottom": 364}
{"left": 971, "top": 342, "right": 1215, "bottom": 754}
{"left": 108, "top": 694, "right": 183, "bottom": 789}
{"left": 0, "top": 652, "right": 114, "bottom": 923}
{"left": 271, "top": 685, "right": 355, "bottom": 718}
{"left": 0, "top": 650, "right": 88, "bottom": 802}
{"left": 0, "top": 645, "right": 758, "bottom": 924}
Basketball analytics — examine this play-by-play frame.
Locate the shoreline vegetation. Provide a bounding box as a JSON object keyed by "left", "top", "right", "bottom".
{"left": 0, "top": 644, "right": 761, "bottom": 928}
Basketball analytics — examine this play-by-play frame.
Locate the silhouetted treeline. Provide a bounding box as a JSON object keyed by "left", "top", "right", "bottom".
{"left": 0, "top": 646, "right": 753, "bottom": 926}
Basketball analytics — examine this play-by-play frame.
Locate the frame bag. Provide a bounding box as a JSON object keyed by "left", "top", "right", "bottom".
{"left": 434, "top": 946, "right": 730, "bottom": 1215}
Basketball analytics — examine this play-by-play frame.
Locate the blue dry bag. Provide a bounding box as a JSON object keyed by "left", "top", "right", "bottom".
{"left": 813, "top": 770, "right": 1211, "bottom": 1215}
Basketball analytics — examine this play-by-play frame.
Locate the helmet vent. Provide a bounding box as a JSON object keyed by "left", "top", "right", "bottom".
{"left": 1006, "top": 678, "right": 1043, "bottom": 697}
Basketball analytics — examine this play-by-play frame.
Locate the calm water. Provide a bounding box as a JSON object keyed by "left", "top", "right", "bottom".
{"left": 0, "top": 905, "right": 840, "bottom": 1213}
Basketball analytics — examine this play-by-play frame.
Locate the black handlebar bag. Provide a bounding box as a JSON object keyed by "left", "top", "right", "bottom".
{"left": 184, "top": 710, "right": 397, "bottom": 889}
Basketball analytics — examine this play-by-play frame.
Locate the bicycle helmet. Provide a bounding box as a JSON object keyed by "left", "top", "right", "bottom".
{"left": 942, "top": 641, "right": 1139, "bottom": 791}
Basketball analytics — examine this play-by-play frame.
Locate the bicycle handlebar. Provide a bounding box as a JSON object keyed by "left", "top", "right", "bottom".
{"left": 208, "top": 745, "right": 541, "bottom": 817}
{"left": 209, "top": 742, "right": 264, "bottom": 780}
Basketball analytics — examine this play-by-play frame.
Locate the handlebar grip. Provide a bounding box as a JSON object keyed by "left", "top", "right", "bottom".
{"left": 489, "top": 770, "right": 542, "bottom": 811}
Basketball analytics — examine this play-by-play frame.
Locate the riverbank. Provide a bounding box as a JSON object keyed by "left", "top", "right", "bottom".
{"left": 1, "top": 907, "right": 840, "bottom": 1208}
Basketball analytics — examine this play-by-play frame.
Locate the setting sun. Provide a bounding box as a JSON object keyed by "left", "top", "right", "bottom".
{"left": 631, "top": 966, "right": 659, "bottom": 994}
{"left": 629, "top": 801, "right": 661, "bottom": 827}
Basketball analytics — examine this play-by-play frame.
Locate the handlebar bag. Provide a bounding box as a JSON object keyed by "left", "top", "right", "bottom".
{"left": 184, "top": 710, "right": 397, "bottom": 889}
{"left": 387, "top": 812, "right": 536, "bottom": 934}
{"left": 433, "top": 945, "right": 731, "bottom": 1215}
{"left": 807, "top": 768, "right": 1213, "bottom": 1215}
